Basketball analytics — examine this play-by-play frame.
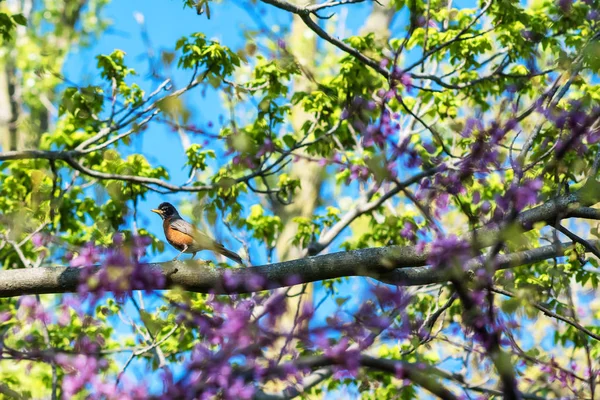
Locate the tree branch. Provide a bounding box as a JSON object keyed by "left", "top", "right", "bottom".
{"left": 1, "top": 188, "right": 597, "bottom": 297}
{"left": 556, "top": 224, "right": 600, "bottom": 259}
{"left": 307, "top": 166, "right": 440, "bottom": 255}
{"left": 255, "top": 368, "right": 332, "bottom": 400}
{"left": 259, "top": 0, "right": 388, "bottom": 77}
{"left": 493, "top": 287, "right": 600, "bottom": 342}
{"left": 403, "top": 0, "right": 493, "bottom": 73}
{"left": 261, "top": 355, "right": 459, "bottom": 400}
{"left": 0, "top": 238, "right": 595, "bottom": 298}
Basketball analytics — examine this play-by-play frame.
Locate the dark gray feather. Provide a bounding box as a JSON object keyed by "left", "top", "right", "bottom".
{"left": 169, "top": 218, "right": 195, "bottom": 236}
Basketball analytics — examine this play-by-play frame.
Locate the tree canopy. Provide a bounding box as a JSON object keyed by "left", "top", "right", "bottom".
{"left": 1, "top": 0, "right": 600, "bottom": 398}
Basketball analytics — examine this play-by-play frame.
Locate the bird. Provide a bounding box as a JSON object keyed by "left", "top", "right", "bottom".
{"left": 151, "top": 202, "right": 244, "bottom": 265}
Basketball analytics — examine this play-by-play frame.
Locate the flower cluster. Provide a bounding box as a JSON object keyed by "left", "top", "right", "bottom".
{"left": 458, "top": 119, "right": 514, "bottom": 174}
{"left": 152, "top": 276, "right": 414, "bottom": 398}
{"left": 71, "top": 234, "right": 165, "bottom": 302}
{"left": 427, "top": 235, "right": 472, "bottom": 270}
{"left": 56, "top": 354, "right": 148, "bottom": 399}
{"left": 494, "top": 178, "right": 543, "bottom": 219}
{"left": 17, "top": 296, "right": 50, "bottom": 324}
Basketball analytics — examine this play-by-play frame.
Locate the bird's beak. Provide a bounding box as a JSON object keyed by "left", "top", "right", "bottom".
{"left": 151, "top": 209, "right": 162, "bottom": 215}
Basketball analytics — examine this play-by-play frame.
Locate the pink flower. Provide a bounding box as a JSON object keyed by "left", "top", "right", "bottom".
{"left": 70, "top": 243, "right": 101, "bottom": 267}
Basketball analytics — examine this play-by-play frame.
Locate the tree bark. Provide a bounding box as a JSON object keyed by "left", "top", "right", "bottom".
{"left": 0, "top": 240, "right": 591, "bottom": 298}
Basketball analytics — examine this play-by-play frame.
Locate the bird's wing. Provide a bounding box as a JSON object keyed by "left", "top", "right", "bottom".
{"left": 169, "top": 218, "right": 196, "bottom": 236}
{"left": 169, "top": 218, "right": 219, "bottom": 250}
{"left": 169, "top": 218, "right": 243, "bottom": 264}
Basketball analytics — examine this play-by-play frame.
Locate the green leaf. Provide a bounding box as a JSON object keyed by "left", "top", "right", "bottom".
{"left": 12, "top": 14, "right": 26, "bottom": 26}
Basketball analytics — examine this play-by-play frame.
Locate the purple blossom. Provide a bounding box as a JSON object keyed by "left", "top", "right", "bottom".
{"left": 245, "top": 273, "right": 267, "bottom": 291}
{"left": 300, "top": 299, "right": 314, "bottom": 321}
{"left": 324, "top": 337, "right": 361, "bottom": 377}
{"left": 588, "top": 126, "right": 600, "bottom": 144}
{"left": 31, "top": 232, "right": 49, "bottom": 248}
{"left": 284, "top": 274, "right": 302, "bottom": 286}
{"left": 400, "top": 222, "right": 416, "bottom": 241}
{"left": 416, "top": 16, "right": 438, "bottom": 28}
{"left": 494, "top": 178, "right": 542, "bottom": 219}
{"left": 256, "top": 138, "right": 274, "bottom": 157}
{"left": 481, "top": 200, "right": 491, "bottom": 214}
{"left": 372, "top": 286, "right": 410, "bottom": 309}
{"left": 132, "top": 235, "right": 151, "bottom": 258}
{"left": 348, "top": 164, "right": 370, "bottom": 182}
{"left": 406, "top": 150, "right": 421, "bottom": 168}
{"left": 557, "top": 0, "right": 572, "bottom": 13}
{"left": 356, "top": 302, "right": 391, "bottom": 330}
{"left": 70, "top": 243, "right": 101, "bottom": 267}
{"left": 386, "top": 160, "right": 398, "bottom": 178}
{"left": 462, "top": 118, "right": 483, "bottom": 138}
{"left": 0, "top": 311, "right": 11, "bottom": 323}
{"left": 394, "top": 363, "right": 405, "bottom": 379}
{"left": 384, "top": 89, "right": 396, "bottom": 100}
{"left": 58, "top": 305, "right": 71, "bottom": 326}
{"left": 513, "top": 179, "right": 542, "bottom": 211}
{"left": 222, "top": 269, "right": 242, "bottom": 290}
{"left": 422, "top": 142, "right": 436, "bottom": 154}
{"left": 428, "top": 235, "right": 471, "bottom": 269}
{"left": 433, "top": 172, "right": 463, "bottom": 195}
{"left": 75, "top": 235, "right": 164, "bottom": 302}
{"left": 225, "top": 378, "right": 254, "bottom": 399}
{"left": 232, "top": 154, "right": 258, "bottom": 169}
{"left": 363, "top": 124, "right": 385, "bottom": 148}
{"left": 434, "top": 192, "right": 450, "bottom": 217}
{"left": 18, "top": 296, "right": 50, "bottom": 324}
{"left": 56, "top": 354, "right": 102, "bottom": 397}
{"left": 400, "top": 73, "right": 413, "bottom": 89}
{"left": 113, "top": 232, "right": 124, "bottom": 245}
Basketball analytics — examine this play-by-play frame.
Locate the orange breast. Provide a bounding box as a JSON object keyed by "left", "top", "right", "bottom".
{"left": 164, "top": 219, "right": 194, "bottom": 251}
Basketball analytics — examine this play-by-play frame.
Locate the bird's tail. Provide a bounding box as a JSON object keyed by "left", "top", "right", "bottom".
{"left": 217, "top": 245, "right": 244, "bottom": 266}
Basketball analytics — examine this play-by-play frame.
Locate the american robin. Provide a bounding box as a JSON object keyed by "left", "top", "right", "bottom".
{"left": 151, "top": 202, "right": 244, "bottom": 265}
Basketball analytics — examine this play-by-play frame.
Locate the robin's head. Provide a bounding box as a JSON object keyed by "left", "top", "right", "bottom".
{"left": 151, "top": 202, "right": 179, "bottom": 220}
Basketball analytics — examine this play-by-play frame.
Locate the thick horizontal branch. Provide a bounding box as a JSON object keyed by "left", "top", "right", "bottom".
{"left": 0, "top": 238, "right": 595, "bottom": 298}
{"left": 0, "top": 189, "right": 598, "bottom": 297}
{"left": 381, "top": 240, "right": 595, "bottom": 286}
{"left": 1, "top": 185, "right": 597, "bottom": 298}
{"left": 0, "top": 245, "right": 425, "bottom": 298}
